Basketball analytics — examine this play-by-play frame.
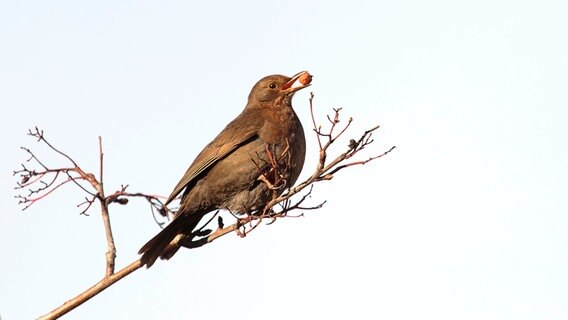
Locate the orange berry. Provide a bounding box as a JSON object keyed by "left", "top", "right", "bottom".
{"left": 299, "top": 72, "right": 312, "bottom": 85}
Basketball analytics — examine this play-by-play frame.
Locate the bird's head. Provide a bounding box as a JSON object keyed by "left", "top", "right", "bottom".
{"left": 248, "top": 71, "right": 312, "bottom": 106}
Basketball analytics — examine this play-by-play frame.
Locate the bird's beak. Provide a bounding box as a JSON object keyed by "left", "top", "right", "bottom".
{"left": 281, "top": 71, "right": 312, "bottom": 94}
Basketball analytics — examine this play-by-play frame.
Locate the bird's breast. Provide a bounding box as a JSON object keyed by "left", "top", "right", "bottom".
{"left": 259, "top": 108, "right": 301, "bottom": 143}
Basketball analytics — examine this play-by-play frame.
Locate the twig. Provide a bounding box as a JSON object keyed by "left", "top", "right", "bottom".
{"left": 97, "top": 136, "right": 117, "bottom": 276}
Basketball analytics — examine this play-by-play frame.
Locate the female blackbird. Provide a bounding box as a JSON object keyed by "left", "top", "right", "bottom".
{"left": 139, "top": 71, "right": 311, "bottom": 267}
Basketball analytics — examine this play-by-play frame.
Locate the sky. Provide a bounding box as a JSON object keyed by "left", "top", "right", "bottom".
{"left": 1, "top": 1, "right": 567, "bottom": 319}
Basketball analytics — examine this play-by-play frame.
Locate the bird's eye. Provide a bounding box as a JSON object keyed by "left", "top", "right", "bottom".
{"left": 269, "top": 83, "right": 277, "bottom": 89}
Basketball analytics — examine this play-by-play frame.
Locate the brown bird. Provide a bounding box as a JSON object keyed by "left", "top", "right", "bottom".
{"left": 139, "top": 71, "right": 311, "bottom": 268}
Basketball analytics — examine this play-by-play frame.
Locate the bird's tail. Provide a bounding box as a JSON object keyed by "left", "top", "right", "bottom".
{"left": 138, "top": 213, "right": 201, "bottom": 268}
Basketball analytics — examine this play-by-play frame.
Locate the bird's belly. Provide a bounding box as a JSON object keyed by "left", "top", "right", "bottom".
{"left": 181, "top": 138, "right": 297, "bottom": 214}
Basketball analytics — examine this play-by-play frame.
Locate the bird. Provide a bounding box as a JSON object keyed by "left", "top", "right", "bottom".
{"left": 139, "top": 71, "right": 312, "bottom": 268}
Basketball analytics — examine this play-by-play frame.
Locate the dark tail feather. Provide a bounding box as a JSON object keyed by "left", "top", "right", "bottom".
{"left": 139, "top": 213, "right": 201, "bottom": 268}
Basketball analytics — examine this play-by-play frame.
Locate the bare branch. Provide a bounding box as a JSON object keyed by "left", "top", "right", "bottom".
{"left": 17, "top": 93, "right": 395, "bottom": 319}
{"left": 37, "top": 260, "right": 144, "bottom": 320}
{"left": 27, "top": 126, "right": 80, "bottom": 167}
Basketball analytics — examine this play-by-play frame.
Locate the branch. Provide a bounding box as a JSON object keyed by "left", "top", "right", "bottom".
{"left": 37, "top": 260, "right": 143, "bottom": 320}
{"left": 17, "top": 94, "right": 395, "bottom": 319}
{"left": 14, "top": 128, "right": 169, "bottom": 319}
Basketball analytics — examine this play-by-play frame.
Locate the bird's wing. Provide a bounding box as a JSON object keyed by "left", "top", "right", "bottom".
{"left": 164, "top": 109, "right": 263, "bottom": 205}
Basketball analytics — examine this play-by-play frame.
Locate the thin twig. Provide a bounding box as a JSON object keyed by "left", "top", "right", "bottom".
{"left": 97, "top": 136, "right": 116, "bottom": 276}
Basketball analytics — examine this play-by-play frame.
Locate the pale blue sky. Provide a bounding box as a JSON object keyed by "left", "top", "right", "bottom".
{"left": 1, "top": 1, "right": 567, "bottom": 319}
